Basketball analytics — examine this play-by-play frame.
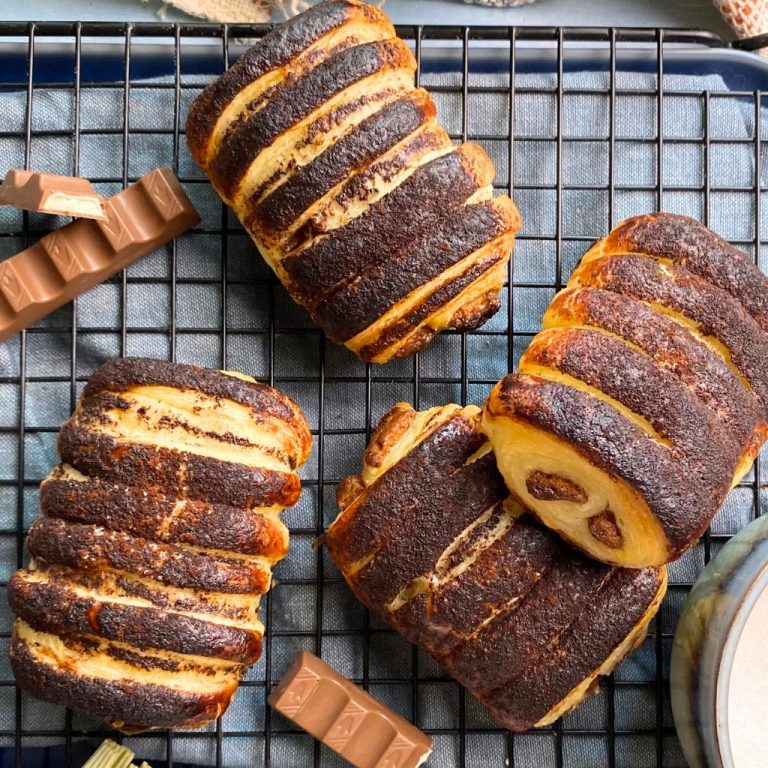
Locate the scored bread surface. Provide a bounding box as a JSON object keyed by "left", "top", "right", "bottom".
{"left": 187, "top": 0, "right": 521, "bottom": 362}
{"left": 326, "top": 403, "right": 666, "bottom": 731}
{"left": 8, "top": 357, "right": 311, "bottom": 732}
{"left": 483, "top": 213, "right": 768, "bottom": 567}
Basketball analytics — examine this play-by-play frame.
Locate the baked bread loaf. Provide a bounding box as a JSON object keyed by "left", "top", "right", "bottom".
{"left": 483, "top": 213, "right": 768, "bottom": 568}
{"left": 186, "top": 0, "right": 521, "bottom": 363}
{"left": 8, "top": 357, "right": 311, "bottom": 732}
{"left": 327, "top": 402, "right": 666, "bottom": 731}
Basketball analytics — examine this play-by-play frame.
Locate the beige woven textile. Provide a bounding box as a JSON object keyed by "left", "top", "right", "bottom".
{"left": 160, "top": 0, "right": 768, "bottom": 44}
{"left": 158, "top": 0, "right": 311, "bottom": 22}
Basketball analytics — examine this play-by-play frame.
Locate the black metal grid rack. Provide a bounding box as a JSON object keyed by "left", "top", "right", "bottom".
{"left": 0, "top": 20, "right": 766, "bottom": 768}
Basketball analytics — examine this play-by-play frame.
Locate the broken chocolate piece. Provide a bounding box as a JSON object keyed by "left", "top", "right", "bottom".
{"left": 0, "top": 169, "right": 107, "bottom": 220}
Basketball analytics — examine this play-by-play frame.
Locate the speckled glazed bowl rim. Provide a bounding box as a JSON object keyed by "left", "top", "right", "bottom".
{"left": 715, "top": 560, "right": 768, "bottom": 768}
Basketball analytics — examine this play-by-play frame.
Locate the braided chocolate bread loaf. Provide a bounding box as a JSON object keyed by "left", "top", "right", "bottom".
{"left": 327, "top": 402, "right": 666, "bottom": 731}
{"left": 187, "top": 0, "right": 521, "bottom": 363}
{"left": 8, "top": 358, "right": 311, "bottom": 732}
{"left": 483, "top": 213, "right": 768, "bottom": 568}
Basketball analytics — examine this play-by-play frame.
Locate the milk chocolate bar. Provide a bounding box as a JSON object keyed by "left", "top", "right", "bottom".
{"left": 0, "top": 170, "right": 107, "bottom": 220}
{"left": 0, "top": 168, "right": 199, "bottom": 342}
{"left": 269, "top": 651, "right": 432, "bottom": 768}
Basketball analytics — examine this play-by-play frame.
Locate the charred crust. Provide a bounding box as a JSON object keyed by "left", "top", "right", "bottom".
{"left": 46, "top": 567, "right": 248, "bottom": 621}
{"left": 186, "top": 0, "right": 377, "bottom": 164}
{"left": 357, "top": 246, "right": 507, "bottom": 361}
{"left": 9, "top": 574, "right": 262, "bottom": 663}
{"left": 41, "top": 475, "right": 288, "bottom": 558}
{"left": 606, "top": 213, "right": 768, "bottom": 332}
{"left": 445, "top": 554, "right": 612, "bottom": 696}
{"left": 168, "top": 502, "right": 286, "bottom": 557}
{"left": 492, "top": 374, "right": 726, "bottom": 556}
{"left": 9, "top": 631, "right": 239, "bottom": 732}
{"left": 448, "top": 288, "right": 503, "bottom": 331}
{"left": 312, "top": 199, "right": 516, "bottom": 342}
{"left": 282, "top": 147, "right": 490, "bottom": 307}
{"left": 83, "top": 358, "right": 309, "bottom": 446}
{"left": 210, "top": 38, "right": 415, "bottom": 199}
{"left": 390, "top": 512, "right": 562, "bottom": 656}
{"left": 549, "top": 287, "right": 764, "bottom": 447}
{"left": 244, "top": 86, "right": 397, "bottom": 205}
{"left": 334, "top": 125, "right": 445, "bottom": 207}
{"left": 250, "top": 91, "right": 434, "bottom": 235}
{"left": 574, "top": 255, "right": 768, "bottom": 416}
{"left": 351, "top": 452, "right": 508, "bottom": 606}
{"left": 282, "top": 126, "right": 448, "bottom": 252}
{"left": 526, "top": 471, "right": 588, "bottom": 503}
{"left": 58, "top": 426, "right": 302, "bottom": 509}
{"left": 27, "top": 518, "right": 270, "bottom": 595}
{"left": 363, "top": 403, "right": 417, "bottom": 469}
{"left": 326, "top": 413, "right": 486, "bottom": 566}
{"left": 327, "top": 400, "right": 666, "bottom": 733}
{"left": 588, "top": 510, "right": 623, "bottom": 549}
{"left": 479, "top": 566, "right": 664, "bottom": 730}
{"left": 525, "top": 326, "right": 739, "bottom": 474}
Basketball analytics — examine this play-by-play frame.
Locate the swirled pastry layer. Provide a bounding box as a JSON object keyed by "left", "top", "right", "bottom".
{"left": 484, "top": 213, "right": 768, "bottom": 567}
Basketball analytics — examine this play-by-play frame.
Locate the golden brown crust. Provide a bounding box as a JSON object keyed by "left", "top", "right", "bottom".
{"left": 356, "top": 243, "right": 508, "bottom": 362}
{"left": 487, "top": 373, "right": 725, "bottom": 559}
{"left": 312, "top": 197, "right": 518, "bottom": 343}
{"left": 327, "top": 404, "right": 665, "bottom": 731}
{"left": 362, "top": 402, "right": 417, "bottom": 470}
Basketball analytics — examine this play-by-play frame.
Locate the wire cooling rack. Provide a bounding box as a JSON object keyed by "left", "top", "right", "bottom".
{"left": 1, "top": 19, "right": 768, "bottom": 768}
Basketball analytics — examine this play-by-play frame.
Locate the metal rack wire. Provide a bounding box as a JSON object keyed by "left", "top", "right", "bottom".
{"left": 0, "top": 20, "right": 765, "bottom": 768}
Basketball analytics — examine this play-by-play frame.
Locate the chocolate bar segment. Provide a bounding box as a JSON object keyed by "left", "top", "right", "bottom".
{"left": 269, "top": 651, "right": 432, "bottom": 768}
{"left": 0, "top": 168, "right": 199, "bottom": 342}
{"left": 0, "top": 169, "right": 107, "bottom": 220}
